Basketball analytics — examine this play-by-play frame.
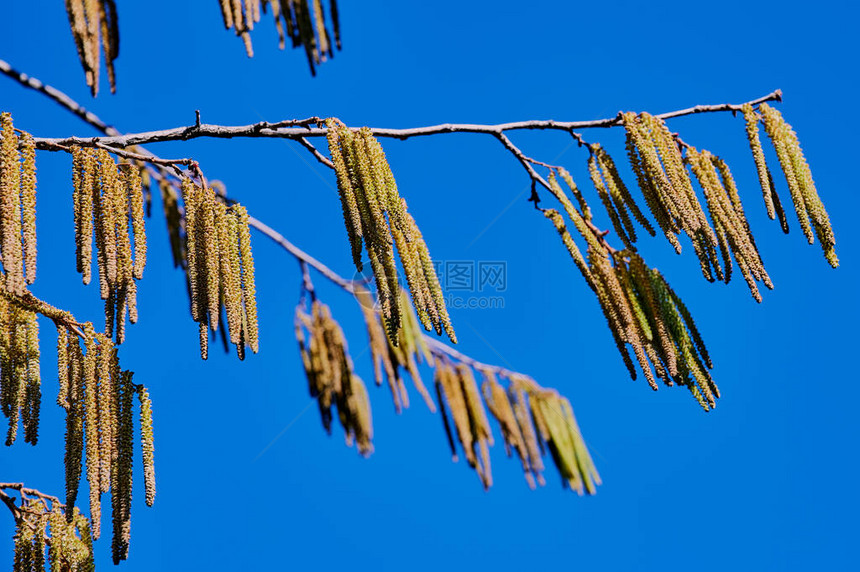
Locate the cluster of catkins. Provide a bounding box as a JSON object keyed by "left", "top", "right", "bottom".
{"left": 622, "top": 112, "right": 724, "bottom": 280}
{"left": 433, "top": 361, "right": 600, "bottom": 494}
{"left": 72, "top": 147, "right": 147, "bottom": 344}
{"left": 12, "top": 497, "right": 94, "bottom": 572}
{"left": 0, "top": 113, "right": 37, "bottom": 297}
{"left": 327, "top": 120, "right": 455, "bottom": 344}
{"left": 65, "top": 0, "right": 119, "bottom": 96}
{"left": 355, "top": 285, "right": 436, "bottom": 414}
{"left": 544, "top": 172, "right": 718, "bottom": 409}
{"left": 295, "top": 298, "right": 373, "bottom": 456}
{"left": 593, "top": 250, "right": 718, "bottom": 410}
{"left": 540, "top": 102, "right": 837, "bottom": 406}
{"left": 0, "top": 298, "right": 40, "bottom": 446}
{"left": 743, "top": 103, "right": 837, "bottom": 267}
{"left": 57, "top": 324, "right": 155, "bottom": 564}
{"left": 182, "top": 178, "right": 259, "bottom": 360}
{"left": 218, "top": 0, "right": 340, "bottom": 74}
{"left": 295, "top": 285, "right": 600, "bottom": 493}
{"left": 686, "top": 146, "right": 771, "bottom": 301}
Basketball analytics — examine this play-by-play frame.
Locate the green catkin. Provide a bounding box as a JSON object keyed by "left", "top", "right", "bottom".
{"left": 138, "top": 385, "right": 156, "bottom": 507}
{"left": 542, "top": 208, "right": 594, "bottom": 288}
{"left": 557, "top": 167, "right": 592, "bottom": 220}
{"left": 546, "top": 171, "right": 603, "bottom": 253}
{"left": 111, "top": 371, "right": 134, "bottom": 564}
{"left": 19, "top": 132, "right": 37, "bottom": 285}
{"left": 595, "top": 146, "right": 655, "bottom": 235}
{"left": 434, "top": 373, "right": 459, "bottom": 462}
{"left": 628, "top": 254, "right": 678, "bottom": 377}
{"left": 588, "top": 153, "right": 634, "bottom": 248}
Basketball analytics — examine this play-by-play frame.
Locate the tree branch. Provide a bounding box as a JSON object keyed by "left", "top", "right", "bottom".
{"left": 22, "top": 90, "right": 782, "bottom": 150}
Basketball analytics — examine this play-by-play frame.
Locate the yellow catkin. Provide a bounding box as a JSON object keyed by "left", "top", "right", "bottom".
{"left": 125, "top": 164, "right": 146, "bottom": 280}
{"left": 221, "top": 208, "right": 243, "bottom": 345}
{"left": 79, "top": 148, "right": 96, "bottom": 285}
{"left": 198, "top": 321, "right": 209, "bottom": 360}
{"left": 327, "top": 121, "right": 455, "bottom": 343}
{"left": 181, "top": 179, "right": 201, "bottom": 322}
{"left": 19, "top": 132, "right": 37, "bottom": 285}
{"left": 96, "top": 151, "right": 118, "bottom": 292}
{"left": 95, "top": 336, "right": 114, "bottom": 494}
{"left": 82, "top": 323, "right": 101, "bottom": 539}
{"left": 543, "top": 208, "right": 594, "bottom": 288}
{"left": 137, "top": 385, "right": 156, "bottom": 507}
{"left": 759, "top": 104, "right": 813, "bottom": 242}
{"left": 741, "top": 103, "right": 776, "bottom": 219}
{"left": 235, "top": 205, "right": 259, "bottom": 353}
{"left": 759, "top": 103, "right": 837, "bottom": 266}
{"left": 326, "top": 120, "right": 364, "bottom": 269}
{"left": 621, "top": 113, "right": 682, "bottom": 253}
{"left": 56, "top": 325, "right": 70, "bottom": 408}
{"left": 200, "top": 188, "right": 221, "bottom": 332}
{"left": 0, "top": 113, "right": 23, "bottom": 295}
{"left": 219, "top": 0, "right": 234, "bottom": 28}
{"left": 64, "top": 0, "right": 119, "bottom": 95}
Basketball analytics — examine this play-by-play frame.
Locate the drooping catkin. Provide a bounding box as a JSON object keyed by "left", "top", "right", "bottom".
{"left": 126, "top": 164, "right": 147, "bottom": 280}
{"left": 0, "top": 297, "right": 45, "bottom": 446}
{"left": 758, "top": 103, "right": 837, "bottom": 267}
{"left": 235, "top": 205, "right": 259, "bottom": 353}
{"left": 137, "top": 385, "right": 156, "bottom": 507}
{"left": 686, "top": 146, "right": 770, "bottom": 301}
{"left": 64, "top": 0, "right": 119, "bottom": 96}
{"left": 326, "top": 120, "right": 455, "bottom": 344}
{"left": 543, "top": 208, "right": 594, "bottom": 289}
{"left": 0, "top": 113, "right": 25, "bottom": 295}
{"left": 178, "top": 178, "right": 259, "bottom": 358}
{"left": 219, "top": 0, "right": 340, "bottom": 74}
{"left": 741, "top": 103, "right": 777, "bottom": 219}
{"left": 295, "top": 297, "right": 375, "bottom": 455}
{"left": 22, "top": 312, "right": 41, "bottom": 445}
{"left": 64, "top": 337, "right": 85, "bottom": 511}
{"left": 79, "top": 324, "right": 103, "bottom": 540}
{"left": 19, "top": 132, "right": 37, "bottom": 285}
{"left": 71, "top": 148, "right": 149, "bottom": 343}
{"left": 111, "top": 371, "right": 135, "bottom": 564}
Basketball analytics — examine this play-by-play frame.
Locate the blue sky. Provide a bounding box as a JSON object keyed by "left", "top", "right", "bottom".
{"left": 2, "top": 1, "right": 859, "bottom": 570}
